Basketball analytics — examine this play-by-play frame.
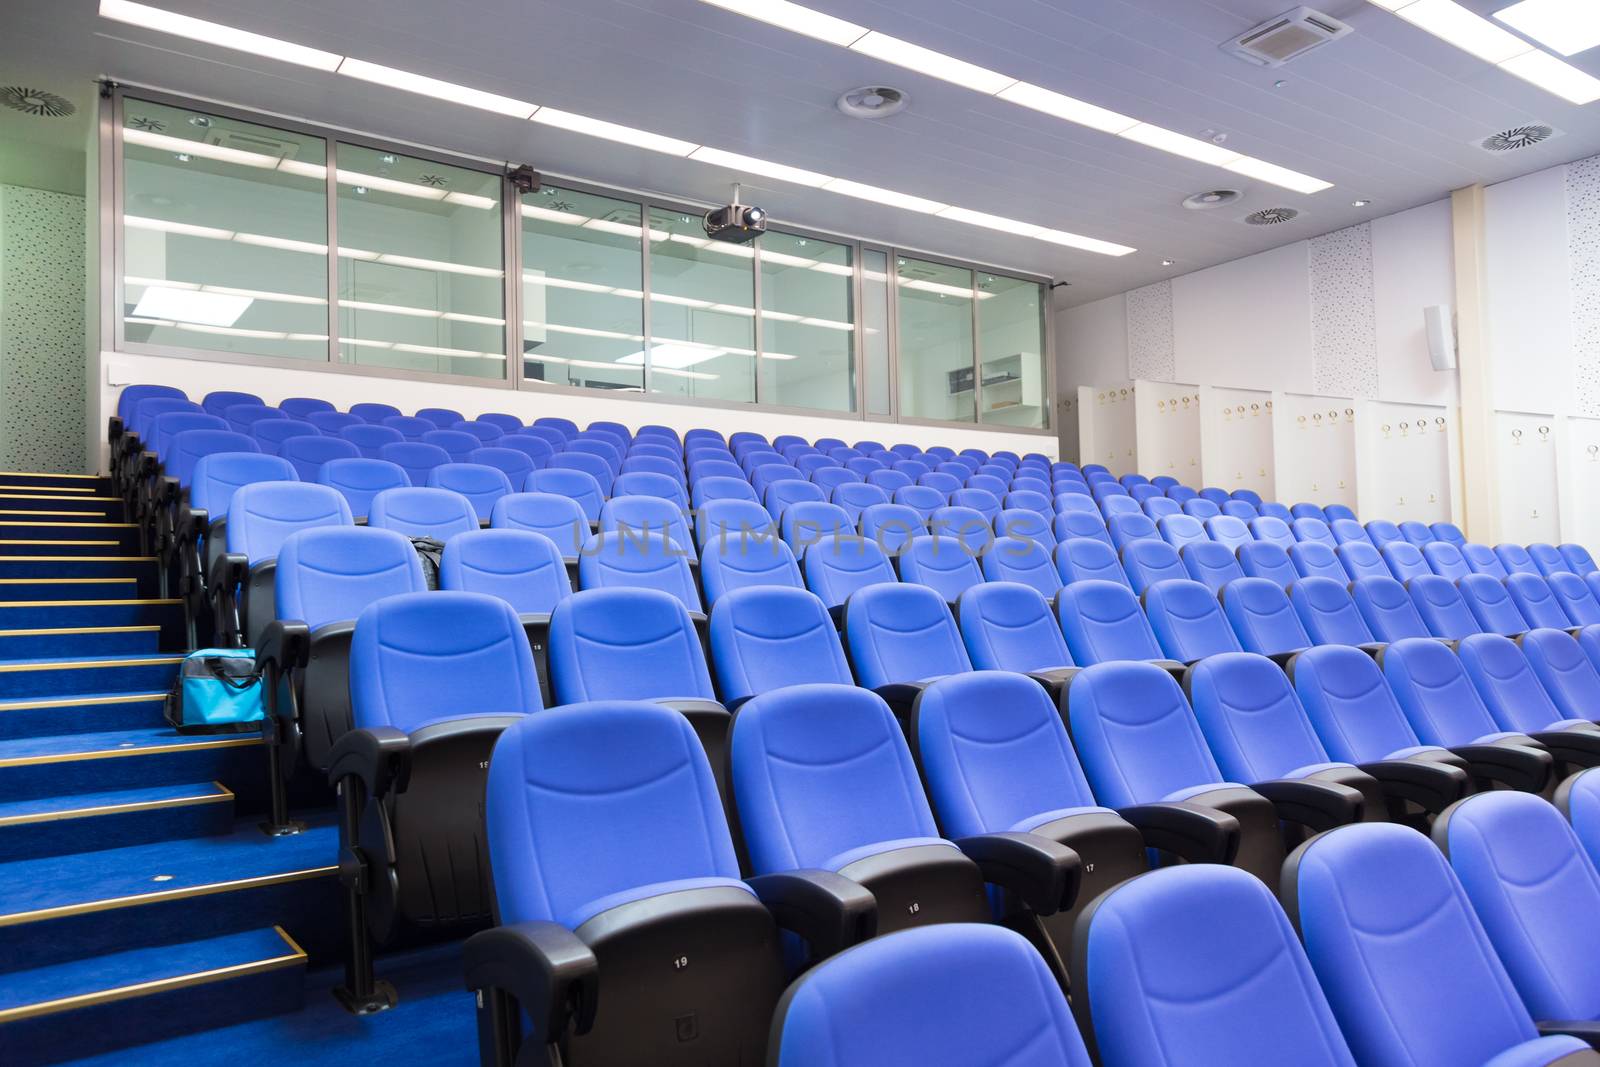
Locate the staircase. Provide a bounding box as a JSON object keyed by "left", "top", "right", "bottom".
{"left": 0, "top": 473, "right": 339, "bottom": 1064}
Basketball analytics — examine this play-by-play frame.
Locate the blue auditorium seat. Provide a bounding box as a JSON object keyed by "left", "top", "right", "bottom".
{"left": 1249, "top": 516, "right": 1295, "bottom": 549}
{"left": 1530, "top": 542, "right": 1571, "bottom": 577}
{"left": 1066, "top": 661, "right": 1288, "bottom": 883}
{"left": 1005, "top": 489, "right": 1052, "bottom": 518}
{"left": 843, "top": 583, "right": 971, "bottom": 713}
{"left": 418, "top": 429, "right": 480, "bottom": 460}
{"left": 1422, "top": 540, "right": 1471, "bottom": 580}
{"left": 979, "top": 536, "right": 1062, "bottom": 598}
{"left": 1074, "top": 864, "right": 1358, "bottom": 1067}
{"left": 1128, "top": 483, "right": 1162, "bottom": 505}
{"left": 1497, "top": 542, "right": 1542, "bottom": 576}
{"left": 1166, "top": 484, "right": 1199, "bottom": 504}
{"left": 622, "top": 454, "right": 683, "bottom": 484}
{"left": 600, "top": 494, "right": 696, "bottom": 562}
{"left": 1260, "top": 501, "right": 1294, "bottom": 523}
{"left": 689, "top": 456, "right": 744, "bottom": 483}
{"left": 533, "top": 415, "right": 580, "bottom": 440}
{"left": 1381, "top": 637, "right": 1553, "bottom": 793}
{"left": 1203, "top": 514, "right": 1252, "bottom": 553}
{"left": 1236, "top": 540, "right": 1296, "bottom": 587}
{"left": 368, "top": 486, "right": 478, "bottom": 542}
{"left": 201, "top": 390, "right": 264, "bottom": 417}
{"left": 1550, "top": 571, "right": 1600, "bottom": 626}
{"left": 146, "top": 413, "right": 227, "bottom": 469}
{"left": 1143, "top": 578, "right": 1243, "bottom": 663}
{"left": 1336, "top": 541, "right": 1392, "bottom": 582}
{"left": 780, "top": 501, "right": 852, "bottom": 550}
{"left": 1056, "top": 537, "right": 1133, "bottom": 589}
{"left": 1289, "top": 644, "right": 1471, "bottom": 813}
{"left": 489, "top": 492, "right": 588, "bottom": 559}
{"left": 1221, "top": 499, "right": 1259, "bottom": 522}
{"left": 1520, "top": 627, "right": 1600, "bottom": 726}
{"left": 1220, "top": 577, "right": 1311, "bottom": 658}
{"left": 413, "top": 407, "right": 464, "bottom": 428}
{"left": 1562, "top": 543, "right": 1599, "bottom": 577}
{"left": 568, "top": 436, "right": 621, "bottom": 474}
{"left": 1330, "top": 517, "right": 1372, "bottom": 546}
{"left": 426, "top": 463, "right": 512, "bottom": 522}
{"left": 548, "top": 450, "right": 615, "bottom": 495}
{"left": 273, "top": 396, "right": 331, "bottom": 420}
{"left": 611, "top": 471, "right": 688, "bottom": 510}
{"left": 805, "top": 534, "right": 897, "bottom": 614}
{"left": 578, "top": 530, "right": 701, "bottom": 613}
{"left": 698, "top": 499, "right": 775, "bottom": 552}
{"left": 440, "top": 528, "right": 569, "bottom": 618}
{"left": 692, "top": 475, "right": 759, "bottom": 508}
{"left": 1457, "top": 573, "right": 1530, "bottom": 635}
{"left": 1508, "top": 573, "right": 1579, "bottom": 631}
{"left": 1430, "top": 521, "right": 1466, "bottom": 547}
{"left": 1180, "top": 540, "right": 1245, "bottom": 593}
{"left": 866, "top": 468, "right": 912, "bottom": 493}
{"left": 709, "top": 587, "right": 851, "bottom": 708}
{"left": 1399, "top": 520, "right": 1435, "bottom": 545}
{"left": 525, "top": 468, "right": 604, "bottom": 524}
{"left": 1288, "top": 822, "right": 1595, "bottom": 1067}
{"left": 469, "top": 446, "right": 537, "bottom": 489}
{"left": 1464, "top": 542, "right": 1511, "bottom": 578}
{"left": 1366, "top": 519, "right": 1403, "bottom": 549}
{"left": 699, "top": 530, "right": 801, "bottom": 604}
{"left": 1199, "top": 487, "right": 1230, "bottom": 506}
{"left": 1107, "top": 512, "right": 1160, "bottom": 552}
{"left": 1288, "top": 541, "right": 1348, "bottom": 583}
{"left": 918, "top": 471, "right": 961, "bottom": 497}
{"left": 1289, "top": 502, "right": 1327, "bottom": 523}
{"left": 224, "top": 403, "right": 287, "bottom": 438}
{"left": 683, "top": 427, "right": 723, "bottom": 447}
{"left": 1458, "top": 633, "right": 1600, "bottom": 769}
{"left": 811, "top": 466, "right": 860, "bottom": 496}
{"left": 766, "top": 478, "right": 826, "bottom": 520}
{"left": 892, "top": 485, "right": 946, "bottom": 523}
{"left": 1292, "top": 516, "right": 1337, "bottom": 548}
{"left": 1323, "top": 504, "right": 1356, "bottom": 523}
{"left": 223, "top": 481, "right": 353, "bottom": 644}
{"left": 279, "top": 435, "right": 361, "bottom": 485}
{"left": 947, "top": 488, "right": 999, "bottom": 524}
{"left": 636, "top": 424, "right": 680, "bottom": 445}
{"left": 1289, "top": 577, "right": 1380, "bottom": 650}
{"left": 476, "top": 412, "right": 525, "bottom": 434}
{"left": 953, "top": 584, "right": 1076, "bottom": 699}
{"left": 382, "top": 414, "right": 436, "bottom": 441}
{"left": 859, "top": 503, "right": 926, "bottom": 555}
{"left": 1144, "top": 496, "right": 1182, "bottom": 521}
{"left": 771, "top": 923, "right": 1091, "bottom": 1067}
{"left": 317, "top": 458, "right": 409, "bottom": 520}
{"left": 1350, "top": 575, "right": 1432, "bottom": 641}
{"left": 378, "top": 441, "right": 452, "bottom": 488}
{"left": 1100, "top": 495, "right": 1141, "bottom": 520}
{"left": 1121, "top": 538, "right": 1187, "bottom": 595}
{"left": 832, "top": 482, "right": 890, "bottom": 525}
{"left": 896, "top": 535, "right": 983, "bottom": 604}
{"left": 965, "top": 474, "right": 1009, "bottom": 500}
{"left": 1056, "top": 580, "right": 1179, "bottom": 669}
{"left": 1381, "top": 541, "right": 1432, "bottom": 583}
{"left": 466, "top": 699, "right": 785, "bottom": 1064}
{"left": 339, "top": 423, "right": 404, "bottom": 459}
{"left": 306, "top": 410, "right": 363, "bottom": 435}
{"left": 1156, "top": 514, "right": 1208, "bottom": 552}
{"left": 176, "top": 452, "right": 298, "bottom": 629}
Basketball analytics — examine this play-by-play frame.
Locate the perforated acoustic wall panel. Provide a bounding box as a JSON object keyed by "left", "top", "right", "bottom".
{"left": 1569, "top": 155, "right": 1600, "bottom": 419}
{"left": 1309, "top": 222, "right": 1379, "bottom": 400}
{"left": 1125, "top": 280, "right": 1175, "bottom": 382}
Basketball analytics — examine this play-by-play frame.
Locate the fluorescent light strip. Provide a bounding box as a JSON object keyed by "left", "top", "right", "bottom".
{"left": 532, "top": 107, "right": 698, "bottom": 156}
{"left": 336, "top": 58, "right": 537, "bottom": 118}
{"left": 1495, "top": 0, "right": 1600, "bottom": 57}
{"left": 99, "top": 0, "right": 342, "bottom": 70}
{"left": 688, "top": 146, "right": 833, "bottom": 187}
{"left": 696, "top": 0, "right": 1332, "bottom": 194}
{"left": 1372, "top": 0, "right": 1600, "bottom": 104}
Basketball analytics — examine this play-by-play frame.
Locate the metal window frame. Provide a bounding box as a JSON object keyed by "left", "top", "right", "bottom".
{"left": 104, "top": 84, "right": 1055, "bottom": 438}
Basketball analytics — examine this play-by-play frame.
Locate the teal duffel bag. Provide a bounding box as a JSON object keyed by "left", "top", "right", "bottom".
{"left": 165, "top": 648, "right": 265, "bottom": 734}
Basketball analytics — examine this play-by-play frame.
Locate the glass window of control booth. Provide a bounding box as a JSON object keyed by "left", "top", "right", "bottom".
{"left": 896, "top": 257, "right": 976, "bottom": 423}
{"left": 521, "top": 185, "right": 645, "bottom": 392}
{"left": 646, "top": 208, "right": 756, "bottom": 404}
{"left": 977, "top": 273, "right": 1047, "bottom": 429}
{"left": 335, "top": 143, "right": 506, "bottom": 379}
{"left": 121, "top": 99, "right": 329, "bottom": 360}
{"left": 758, "top": 231, "right": 855, "bottom": 413}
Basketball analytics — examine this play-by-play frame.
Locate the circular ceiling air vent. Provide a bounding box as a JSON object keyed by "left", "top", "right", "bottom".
{"left": 1480, "top": 125, "right": 1555, "bottom": 152}
{"left": 837, "top": 86, "right": 908, "bottom": 119}
{"left": 0, "top": 87, "right": 74, "bottom": 118}
{"left": 1182, "top": 189, "right": 1242, "bottom": 211}
{"left": 1245, "top": 207, "right": 1299, "bottom": 226}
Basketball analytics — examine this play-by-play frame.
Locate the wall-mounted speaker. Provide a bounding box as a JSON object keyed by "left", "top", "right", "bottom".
{"left": 1424, "top": 305, "right": 1456, "bottom": 372}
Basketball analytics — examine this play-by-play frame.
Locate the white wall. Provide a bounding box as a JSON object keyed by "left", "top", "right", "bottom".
{"left": 1172, "top": 243, "right": 1315, "bottom": 393}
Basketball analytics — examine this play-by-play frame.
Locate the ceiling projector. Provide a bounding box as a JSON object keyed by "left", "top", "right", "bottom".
{"left": 704, "top": 184, "right": 766, "bottom": 244}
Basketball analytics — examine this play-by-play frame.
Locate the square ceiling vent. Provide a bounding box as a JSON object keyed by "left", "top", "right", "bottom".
{"left": 1222, "top": 6, "right": 1352, "bottom": 67}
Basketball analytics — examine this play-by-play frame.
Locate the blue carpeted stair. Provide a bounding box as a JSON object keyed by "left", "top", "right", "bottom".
{"left": 0, "top": 473, "right": 357, "bottom": 1064}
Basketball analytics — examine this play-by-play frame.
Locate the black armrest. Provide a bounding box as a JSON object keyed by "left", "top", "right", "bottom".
{"left": 175, "top": 505, "right": 209, "bottom": 546}
{"left": 138, "top": 450, "right": 159, "bottom": 479}
{"left": 746, "top": 870, "right": 876, "bottom": 960}
{"left": 1529, "top": 729, "right": 1600, "bottom": 769}
{"left": 1358, "top": 758, "right": 1469, "bottom": 814}
{"left": 255, "top": 620, "right": 310, "bottom": 679}
{"left": 1452, "top": 742, "right": 1553, "bottom": 794}
{"left": 955, "top": 831, "right": 1081, "bottom": 916}
{"left": 1118, "top": 802, "right": 1241, "bottom": 865}
{"left": 326, "top": 726, "right": 411, "bottom": 798}
{"left": 463, "top": 921, "right": 598, "bottom": 1043}
{"left": 108, "top": 415, "right": 124, "bottom": 441}
{"left": 1253, "top": 777, "right": 1365, "bottom": 831}
{"left": 1536, "top": 1020, "right": 1600, "bottom": 1049}
{"left": 154, "top": 474, "right": 180, "bottom": 510}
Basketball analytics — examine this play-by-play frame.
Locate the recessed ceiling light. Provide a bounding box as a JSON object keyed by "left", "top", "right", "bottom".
{"left": 1352, "top": 198, "right": 1373, "bottom": 206}
{"left": 1161, "top": 259, "right": 1175, "bottom": 266}
{"left": 336, "top": 58, "right": 538, "bottom": 119}
{"left": 1499, "top": 48, "right": 1600, "bottom": 103}
{"left": 1495, "top": 0, "right": 1600, "bottom": 57}
{"left": 98, "top": 0, "right": 343, "bottom": 70}
{"left": 848, "top": 31, "right": 1018, "bottom": 94}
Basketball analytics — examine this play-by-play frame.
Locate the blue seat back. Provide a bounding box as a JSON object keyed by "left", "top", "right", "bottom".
{"left": 1336, "top": 541, "right": 1390, "bottom": 582}
{"left": 150, "top": 411, "right": 226, "bottom": 460}
{"left": 1221, "top": 499, "right": 1259, "bottom": 522}
{"left": 578, "top": 530, "right": 700, "bottom": 612}
{"left": 700, "top": 534, "right": 802, "bottom": 604}
{"left": 549, "top": 587, "right": 713, "bottom": 703}
{"left": 420, "top": 429, "right": 480, "bottom": 464}
{"left": 339, "top": 423, "right": 403, "bottom": 459}
{"left": 892, "top": 485, "right": 945, "bottom": 522}
{"left": 1121, "top": 538, "right": 1187, "bottom": 595}
{"left": 306, "top": 411, "right": 363, "bottom": 435}
{"left": 1506, "top": 572, "right": 1573, "bottom": 630}
{"left": 1430, "top": 522, "right": 1466, "bottom": 547}
{"left": 1350, "top": 575, "right": 1431, "bottom": 641}
{"left": 1067, "top": 661, "right": 1223, "bottom": 806}
{"left": 426, "top": 463, "right": 512, "bottom": 521}
{"left": 1101, "top": 495, "right": 1142, "bottom": 521}
{"left": 165, "top": 428, "right": 257, "bottom": 487}
{"left": 477, "top": 413, "right": 525, "bottom": 434}
{"left": 1189, "top": 652, "right": 1331, "bottom": 783}
{"left": 1380, "top": 541, "right": 1431, "bottom": 583}
{"left": 844, "top": 583, "right": 970, "bottom": 689}
{"left": 1055, "top": 509, "right": 1113, "bottom": 549}
{"left": 1221, "top": 577, "right": 1310, "bottom": 656}
{"left": 896, "top": 535, "right": 983, "bottom": 604}
{"left": 1288, "top": 541, "right": 1347, "bottom": 583}
{"left": 1561, "top": 543, "right": 1599, "bottom": 576}
{"left": 276, "top": 526, "right": 426, "bottom": 631}
{"left": 1463, "top": 542, "right": 1511, "bottom": 578}
{"left": 1422, "top": 541, "right": 1471, "bottom": 581}
{"left": 226, "top": 482, "right": 352, "bottom": 562}
{"left": 1057, "top": 537, "right": 1132, "bottom": 589}
{"left": 1259, "top": 501, "right": 1293, "bottom": 523}
{"left": 832, "top": 482, "right": 889, "bottom": 525}
{"left": 351, "top": 590, "right": 541, "bottom": 735}
{"left": 377, "top": 441, "right": 451, "bottom": 488}
{"left": 1324, "top": 504, "right": 1357, "bottom": 523}
{"left": 343, "top": 402, "right": 399, "bottom": 425}
{"left": 189, "top": 452, "right": 296, "bottom": 518}
{"left": 697, "top": 499, "right": 776, "bottom": 552}
{"left": 1204, "top": 514, "right": 1252, "bottom": 552}
{"left": 1496, "top": 543, "right": 1541, "bottom": 576}
{"left": 278, "top": 434, "right": 359, "bottom": 485}
{"left": 439, "top": 528, "right": 570, "bottom": 615}
{"left": 1458, "top": 632, "right": 1567, "bottom": 734}
{"left": 118, "top": 384, "right": 185, "bottom": 424}
{"left": 1329, "top": 518, "right": 1372, "bottom": 546}
{"left": 1157, "top": 514, "right": 1208, "bottom": 551}
{"left": 994, "top": 507, "right": 1055, "bottom": 548}
{"left": 709, "top": 588, "right": 851, "bottom": 706}
{"left": 1237, "top": 541, "right": 1298, "bottom": 587}
{"left": 765, "top": 478, "right": 826, "bottom": 520}
{"left": 804, "top": 535, "right": 896, "bottom": 611}
{"left": 201, "top": 390, "right": 263, "bottom": 417}
{"left": 1180, "top": 540, "right": 1244, "bottom": 593}
{"left": 691, "top": 475, "right": 758, "bottom": 509}
{"left": 858, "top": 503, "right": 927, "bottom": 556}
{"left": 1144, "top": 496, "right": 1182, "bottom": 521}
{"left": 601, "top": 495, "right": 696, "bottom": 561}
{"left": 525, "top": 468, "right": 605, "bottom": 523}
{"left": 918, "top": 471, "right": 961, "bottom": 496}
{"left": 1143, "top": 578, "right": 1243, "bottom": 662}
{"left": 224, "top": 404, "right": 286, "bottom": 438}
{"left": 382, "top": 415, "right": 436, "bottom": 441}
{"left": 1167, "top": 485, "right": 1200, "bottom": 504}
{"left": 130, "top": 396, "right": 199, "bottom": 440}
{"left": 956, "top": 582, "right": 1073, "bottom": 674}
{"left": 1289, "top": 822, "right": 1556, "bottom": 1067}
{"left": 1399, "top": 520, "right": 1434, "bottom": 545}
{"left": 533, "top": 416, "right": 578, "bottom": 440}
{"left": 1382, "top": 636, "right": 1511, "bottom": 748}
{"left": 279, "top": 397, "right": 334, "bottom": 420}
{"left": 470, "top": 446, "right": 538, "bottom": 488}
{"left": 1292, "top": 517, "right": 1337, "bottom": 548}
{"left": 485, "top": 701, "right": 733, "bottom": 930}
{"left": 1529, "top": 542, "right": 1570, "bottom": 577}
{"left": 1549, "top": 570, "right": 1600, "bottom": 625}
{"left": 1457, "top": 573, "right": 1529, "bottom": 636}
{"left": 1292, "top": 644, "right": 1424, "bottom": 763}
{"left": 980, "top": 536, "right": 1063, "bottom": 598}
{"left": 490, "top": 493, "right": 588, "bottom": 557}
{"left": 1057, "top": 580, "right": 1165, "bottom": 665}
{"left": 368, "top": 486, "right": 478, "bottom": 541}
{"left": 1366, "top": 520, "right": 1403, "bottom": 549}
{"left": 549, "top": 450, "right": 615, "bottom": 495}
{"left": 1081, "top": 864, "right": 1356, "bottom": 1067}
{"left": 782, "top": 501, "right": 853, "bottom": 551}
{"left": 1520, "top": 626, "right": 1600, "bottom": 723}
{"left": 1289, "top": 576, "right": 1374, "bottom": 647}
{"left": 865, "top": 468, "right": 912, "bottom": 493}
{"left": 613, "top": 472, "right": 687, "bottom": 510}
{"left": 1107, "top": 512, "right": 1159, "bottom": 551}
{"left": 1249, "top": 516, "right": 1295, "bottom": 549}
{"left": 316, "top": 458, "right": 408, "bottom": 520}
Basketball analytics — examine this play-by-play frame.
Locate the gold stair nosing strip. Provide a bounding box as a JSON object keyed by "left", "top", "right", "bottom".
{"left": 0, "top": 522, "right": 135, "bottom": 529}
{"left": 0, "top": 598, "right": 178, "bottom": 608}
{"left": 0, "top": 734, "right": 257, "bottom": 768}
{"left": 0, "top": 577, "right": 137, "bottom": 584}
{"left": 0, "top": 625, "right": 162, "bottom": 637}
{"left": 0, "top": 867, "right": 336, "bottom": 927}
{"left": 0, "top": 556, "right": 156, "bottom": 562}
{"left": 0, "top": 541, "right": 122, "bottom": 547}
{"left": 0, "top": 781, "right": 233, "bottom": 827}
{"left": 0, "top": 692, "right": 165, "bottom": 712}
{"left": 0, "top": 472, "right": 102, "bottom": 480}
{"left": 0, "top": 926, "right": 305, "bottom": 1022}
{"left": 0, "top": 495, "right": 119, "bottom": 502}
{"left": 0, "top": 511, "right": 116, "bottom": 518}
{"left": 0, "top": 486, "right": 95, "bottom": 493}
{"left": 0, "top": 655, "right": 182, "bottom": 672}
